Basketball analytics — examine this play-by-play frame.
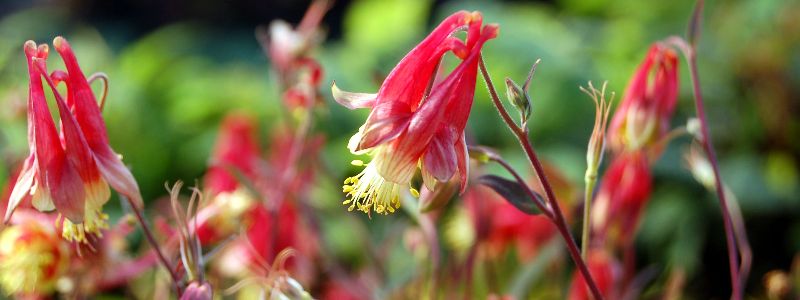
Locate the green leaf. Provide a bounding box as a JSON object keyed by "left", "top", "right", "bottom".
{"left": 478, "top": 174, "right": 543, "bottom": 215}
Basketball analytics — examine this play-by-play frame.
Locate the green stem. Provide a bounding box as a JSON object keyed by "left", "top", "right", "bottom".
{"left": 479, "top": 54, "right": 604, "bottom": 300}
{"left": 581, "top": 176, "right": 597, "bottom": 259}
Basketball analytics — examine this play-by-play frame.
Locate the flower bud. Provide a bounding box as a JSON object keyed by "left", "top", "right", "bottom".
{"left": 505, "top": 78, "right": 531, "bottom": 125}
{"left": 181, "top": 281, "right": 213, "bottom": 300}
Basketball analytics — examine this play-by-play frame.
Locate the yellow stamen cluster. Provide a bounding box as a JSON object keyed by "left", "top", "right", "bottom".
{"left": 343, "top": 161, "right": 419, "bottom": 215}
{"left": 0, "top": 221, "right": 67, "bottom": 295}
{"left": 58, "top": 208, "right": 109, "bottom": 244}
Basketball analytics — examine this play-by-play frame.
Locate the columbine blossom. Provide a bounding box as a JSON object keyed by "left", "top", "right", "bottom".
{"left": 591, "top": 44, "right": 679, "bottom": 249}
{"left": 0, "top": 212, "right": 68, "bottom": 296}
{"left": 334, "top": 11, "right": 498, "bottom": 215}
{"left": 607, "top": 44, "right": 679, "bottom": 155}
{"left": 205, "top": 113, "right": 263, "bottom": 196}
{"left": 6, "top": 38, "right": 141, "bottom": 243}
{"left": 591, "top": 151, "right": 652, "bottom": 243}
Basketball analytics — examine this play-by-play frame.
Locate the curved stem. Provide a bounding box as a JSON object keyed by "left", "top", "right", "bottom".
{"left": 479, "top": 55, "right": 604, "bottom": 300}
{"left": 127, "top": 196, "right": 182, "bottom": 296}
{"left": 684, "top": 48, "right": 742, "bottom": 300}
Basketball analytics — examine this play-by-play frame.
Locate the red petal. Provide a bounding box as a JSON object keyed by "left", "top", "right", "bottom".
{"left": 422, "top": 129, "right": 457, "bottom": 182}
{"left": 455, "top": 134, "right": 469, "bottom": 194}
{"left": 94, "top": 145, "right": 142, "bottom": 208}
{"left": 372, "top": 11, "right": 473, "bottom": 110}
{"left": 52, "top": 37, "right": 113, "bottom": 155}
{"left": 53, "top": 37, "right": 142, "bottom": 206}
{"left": 205, "top": 113, "right": 262, "bottom": 195}
{"left": 356, "top": 101, "right": 411, "bottom": 150}
{"left": 46, "top": 154, "right": 87, "bottom": 222}
{"left": 24, "top": 41, "right": 85, "bottom": 221}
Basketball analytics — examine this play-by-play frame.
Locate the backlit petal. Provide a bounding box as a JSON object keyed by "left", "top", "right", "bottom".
{"left": 331, "top": 82, "right": 376, "bottom": 109}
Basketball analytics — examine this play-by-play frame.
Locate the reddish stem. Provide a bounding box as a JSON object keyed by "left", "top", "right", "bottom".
{"left": 683, "top": 45, "right": 742, "bottom": 300}
{"left": 479, "top": 55, "right": 604, "bottom": 300}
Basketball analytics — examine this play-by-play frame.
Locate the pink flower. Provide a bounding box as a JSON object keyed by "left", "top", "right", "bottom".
{"left": 608, "top": 44, "right": 679, "bottom": 154}
{"left": 334, "top": 11, "right": 498, "bottom": 215}
{"left": 6, "top": 38, "right": 140, "bottom": 243}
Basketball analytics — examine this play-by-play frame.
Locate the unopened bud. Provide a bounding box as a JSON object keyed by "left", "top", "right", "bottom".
{"left": 181, "top": 281, "right": 213, "bottom": 300}
{"left": 505, "top": 78, "right": 531, "bottom": 126}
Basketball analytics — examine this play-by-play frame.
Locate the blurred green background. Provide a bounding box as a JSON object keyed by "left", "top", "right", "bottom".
{"left": 0, "top": 0, "right": 798, "bottom": 298}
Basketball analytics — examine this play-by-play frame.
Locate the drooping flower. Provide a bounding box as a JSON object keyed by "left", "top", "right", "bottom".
{"left": 334, "top": 11, "right": 498, "bottom": 215}
{"left": 6, "top": 38, "right": 141, "bottom": 244}
{"left": 590, "top": 151, "right": 652, "bottom": 244}
{"left": 607, "top": 44, "right": 679, "bottom": 155}
{"left": 0, "top": 212, "right": 69, "bottom": 296}
{"left": 205, "top": 113, "right": 263, "bottom": 196}
{"left": 50, "top": 37, "right": 142, "bottom": 206}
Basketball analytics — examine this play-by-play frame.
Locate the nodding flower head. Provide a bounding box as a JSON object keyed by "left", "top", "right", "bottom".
{"left": 0, "top": 213, "right": 68, "bottom": 296}
{"left": 6, "top": 38, "right": 141, "bottom": 244}
{"left": 590, "top": 151, "right": 652, "bottom": 245}
{"left": 333, "top": 11, "right": 498, "bottom": 215}
{"left": 608, "top": 44, "right": 678, "bottom": 155}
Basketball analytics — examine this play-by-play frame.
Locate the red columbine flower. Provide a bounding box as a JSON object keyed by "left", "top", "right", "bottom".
{"left": 0, "top": 212, "right": 69, "bottom": 296}
{"left": 205, "top": 113, "right": 262, "bottom": 196}
{"left": 590, "top": 151, "right": 652, "bottom": 244}
{"left": 6, "top": 38, "right": 140, "bottom": 243}
{"left": 334, "top": 11, "right": 498, "bottom": 215}
{"left": 608, "top": 44, "right": 679, "bottom": 155}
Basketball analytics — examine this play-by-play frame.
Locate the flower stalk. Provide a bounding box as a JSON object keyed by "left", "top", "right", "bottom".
{"left": 666, "top": 37, "right": 744, "bottom": 300}
{"left": 479, "top": 55, "right": 604, "bottom": 300}
{"left": 579, "top": 81, "right": 614, "bottom": 259}
{"left": 664, "top": 1, "right": 748, "bottom": 296}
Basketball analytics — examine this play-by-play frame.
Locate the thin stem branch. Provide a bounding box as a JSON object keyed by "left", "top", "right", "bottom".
{"left": 668, "top": 36, "right": 743, "bottom": 299}
{"left": 479, "top": 55, "right": 604, "bottom": 300}
{"left": 686, "top": 50, "right": 742, "bottom": 300}
{"left": 127, "top": 196, "right": 182, "bottom": 295}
